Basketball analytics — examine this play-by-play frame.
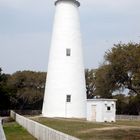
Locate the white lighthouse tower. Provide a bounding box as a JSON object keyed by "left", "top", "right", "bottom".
{"left": 42, "top": 0, "right": 86, "bottom": 118}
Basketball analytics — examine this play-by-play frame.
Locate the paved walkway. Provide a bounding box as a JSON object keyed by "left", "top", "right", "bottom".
{"left": 0, "top": 118, "right": 6, "bottom": 140}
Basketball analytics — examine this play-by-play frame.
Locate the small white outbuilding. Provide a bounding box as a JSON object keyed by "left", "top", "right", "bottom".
{"left": 87, "top": 99, "right": 117, "bottom": 122}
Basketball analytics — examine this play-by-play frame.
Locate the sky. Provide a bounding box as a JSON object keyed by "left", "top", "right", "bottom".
{"left": 0, "top": 0, "right": 140, "bottom": 74}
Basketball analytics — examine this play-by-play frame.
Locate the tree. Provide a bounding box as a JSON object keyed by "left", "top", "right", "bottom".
{"left": 85, "top": 69, "right": 96, "bottom": 98}
{"left": 94, "top": 65, "right": 114, "bottom": 98}
{"left": 113, "top": 94, "right": 129, "bottom": 114}
{"left": 7, "top": 70, "right": 46, "bottom": 109}
{"left": 94, "top": 43, "right": 140, "bottom": 96}
{"left": 0, "top": 68, "right": 10, "bottom": 109}
{"left": 128, "top": 94, "right": 140, "bottom": 115}
{"left": 93, "top": 42, "right": 140, "bottom": 114}
{"left": 105, "top": 43, "right": 140, "bottom": 94}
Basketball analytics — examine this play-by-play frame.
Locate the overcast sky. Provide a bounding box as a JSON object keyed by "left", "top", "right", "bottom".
{"left": 0, "top": 0, "right": 140, "bottom": 74}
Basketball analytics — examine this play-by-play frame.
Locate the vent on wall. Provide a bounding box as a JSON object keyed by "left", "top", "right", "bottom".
{"left": 66, "top": 48, "right": 71, "bottom": 56}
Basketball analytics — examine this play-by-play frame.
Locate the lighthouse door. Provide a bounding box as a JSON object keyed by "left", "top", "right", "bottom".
{"left": 91, "top": 105, "right": 96, "bottom": 121}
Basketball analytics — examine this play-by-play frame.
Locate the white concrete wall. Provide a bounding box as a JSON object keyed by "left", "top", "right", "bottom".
{"left": 86, "top": 101, "right": 93, "bottom": 121}
{"left": 87, "top": 101, "right": 102, "bottom": 122}
{"left": 42, "top": 0, "right": 86, "bottom": 118}
{"left": 10, "top": 111, "right": 80, "bottom": 140}
{"left": 103, "top": 101, "right": 116, "bottom": 122}
{"left": 87, "top": 99, "right": 116, "bottom": 122}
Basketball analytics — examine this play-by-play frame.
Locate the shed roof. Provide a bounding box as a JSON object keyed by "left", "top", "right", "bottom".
{"left": 87, "top": 98, "right": 117, "bottom": 102}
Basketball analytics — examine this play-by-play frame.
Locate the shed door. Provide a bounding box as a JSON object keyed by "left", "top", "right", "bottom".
{"left": 91, "top": 105, "right": 96, "bottom": 121}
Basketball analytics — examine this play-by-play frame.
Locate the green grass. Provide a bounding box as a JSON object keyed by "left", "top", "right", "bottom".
{"left": 33, "top": 117, "right": 140, "bottom": 140}
{"left": 3, "top": 122, "right": 37, "bottom": 140}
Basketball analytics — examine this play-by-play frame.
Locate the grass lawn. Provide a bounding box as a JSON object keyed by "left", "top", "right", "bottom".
{"left": 80, "top": 129, "right": 140, "bottom": 140}
{"left": 33, "top": 117, "right": 140, "bottom": 140}
{"left": 3, "top": 122, "right": 37, "bottom": 140}
{"left": 33, "top": 117, "right": 108, "bottom": 135}
{"left": 114, "top": 120, "right": 140, "bottom": 127}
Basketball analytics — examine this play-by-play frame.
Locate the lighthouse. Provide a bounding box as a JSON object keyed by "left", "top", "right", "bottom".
{"left": 42, "top": 0, "right": 86, "bottom": 118}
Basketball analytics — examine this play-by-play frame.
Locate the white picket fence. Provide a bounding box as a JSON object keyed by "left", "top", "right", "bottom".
{"left": 0, "top": 119, "right": 6, "bottom": 140}
{"left": 116, "top": 115, "right": 140, "bottom": 120}
{"left": 10, "top": 111, "right": 80, "bottom": 140}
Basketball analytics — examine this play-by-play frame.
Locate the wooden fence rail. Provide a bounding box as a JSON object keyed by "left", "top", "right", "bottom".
{"left": 116, "top": 115, "right": 140, "bottom": 120}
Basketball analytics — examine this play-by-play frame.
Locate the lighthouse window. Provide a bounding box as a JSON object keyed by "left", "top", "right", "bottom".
{"left": 66, "top": 95, "right": 71, "bottom": 102}
{"left": 66, "top": 48, "right": 71, "bottom": 56}
{"left": 107, "top": 106, "right": 111, "bottom": 111}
